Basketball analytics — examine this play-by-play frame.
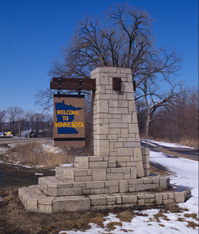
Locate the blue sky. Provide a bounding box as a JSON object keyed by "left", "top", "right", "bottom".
{"left": 0, "top": 0, "right": 198, "bottom": 113}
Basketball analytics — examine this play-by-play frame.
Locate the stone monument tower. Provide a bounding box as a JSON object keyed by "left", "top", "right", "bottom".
{"left": 19, "top": 67, "right": 191, "bottom": 213}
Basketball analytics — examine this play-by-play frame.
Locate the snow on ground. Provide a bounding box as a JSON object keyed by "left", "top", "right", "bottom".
{"left": 143, "top": 139, "right": 195, "bottom": 149}
{"left": 42, "top": 142, "right": 63, "bottom": 154}
{"left": 59, "top": 150, "right": 199, "bottom": 234}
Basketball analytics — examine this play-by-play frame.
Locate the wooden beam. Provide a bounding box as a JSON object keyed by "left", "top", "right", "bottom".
{"left": 50, "top": 78, "right": 96, "bottom": 90}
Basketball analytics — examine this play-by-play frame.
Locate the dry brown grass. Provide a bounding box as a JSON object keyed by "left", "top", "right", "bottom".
{"left": 184, "top": 213, "right": 199, "bottom": 221}
{"left": 178, "top": 139, "right": 198, "bottom": 149}
{"left": 106, "top": 222, "right": 122, "bottom": 231}
{"left": 117, "top": 211, "right": 134, "bottom": 222}
{"left": 2, "top": 141, "right": 72, "bottom": 168}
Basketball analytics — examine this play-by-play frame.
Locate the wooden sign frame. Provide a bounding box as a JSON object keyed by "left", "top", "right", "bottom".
{"left": 53, "top": 94, "right": 85, "bottom": 147}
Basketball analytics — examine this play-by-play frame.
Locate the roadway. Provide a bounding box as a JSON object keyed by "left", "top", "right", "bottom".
{"left": 141, "top": 140, "right": 199, "bottom": 162}
{"left": 0, "top": 137, "right": 53, "bottom": 145}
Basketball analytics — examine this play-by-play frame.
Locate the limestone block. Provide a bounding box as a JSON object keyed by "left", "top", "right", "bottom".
{"left": 124, "top": 142, "right": 140, "bottom": 148}
{"left": 121, "top": 82, "right": 133, "bottom": 93}
{"left": 160, "top": 177, "right": 170, "bottom": 189}
{"left": 110, "top": 123, "right": 128, "bottom": 129}
{"left": 119, "top": 181, "right": 128, "bottom": 193}
{"left": 95, "top": 86, "right": 106, "bottom": 94}
{"left": 74, "top": 157, "right": 89, "bottom": 169}
{"left": 110, "top": 168, "right": 130, "bottom": 173}
{"left": 90, "top": 188, "right": 109, "bottom": 194}
{"left": 86, "top": 181, "right": 104, "bottom": 189}
{"left": 124, "top": 174, "right": 131, "bottom": 179}
{"left": 174, "top": 192, "right": 186, "bottom": 203}
{"left": 75, "top": 176, "right": 92, "bottom": 182}
{"left": 82, "top": 188, "right": 91, "bottom": 195}
{"left": 38, "top": 197, "right": 55, "bottom": 205}
{"left": 130, "top": 167, "right": 137, "bottom": 179}
{"left": 38, "top": 205, "right": 45, "bottom": 213}
{"left": 74, "top": 170, "right": 87, "bottom": 177}
{"left": 57, "top": 187, "right": 82, "bottom": 196}
{"left": 143, "top": 178, "right": 153, "bottom": 184}
{"left": 95, "top": 93, "right": 111, "bottom": 101}
{"left": 99, "top": 124, "right": 109, "bottom": 135}
{"left": 26, "top": 198, "right": 38, "bottom": 212}
{"left": 89, "top": 162, "right": 108, "bottom": 169}
{"left": 89, "top": 195, "right": 107, "bottom": 206}
{"left": 108, "top": 186, "right": 119, "bottom": 193}
{"left": 108, "top": 163, "right": 116, "bottom": 168}
{"left": 106, "top": 195, "right": 117, "bottom": 205}
{"left": 136, "top": 162, "right": 144, "bottom": 178}
{"left": 47, "top": 188, "right": 57, "bottom": 196}
{"left": 115, "top": 142, "right": 123, "bottom": 148}
{"left": 184, "top": 189, "right": 191, "bottom": 201}
{"left": 117, "top": 148, "right": 133, "bottom": 156}
{"left": 152, "top": 176, "right": 160, "bottom": 184}
{"left": 129, "top": 124, "right": 139, "bottom": 134}
{"left": 109, "top": 108, "right": 128, "bottom": 114}
{"left": 139, "top": 193, "right": 155, "bottom": 199}
{"left": 127, "top": 93, "right": 135, "bottom": 100}
{"left": 133, "top": 148, "right": 142, "bottom": 161}
{"left": 120, "top": 128, "right": 128, "bottom": 138}
{"left": 108, "top": 134, "right": 118, "bottom": 140}
{"left": 53, "top": 196, "right": 90, "bottom": 212}
{"left": 109, "top": 100, "right": 119, "bottom": 108}
{"left": 129, "top": 185, "right": 136, "bottom": 192}
{"left": 102, "top": 181, "right": 116, "bottom": 187}
{"left": 107, "top": 173, "right": 123, "bottom": 181}
{"left": 132, "top": 112, "right": 138, "bottom": 123}
{"left": 109, "top": 129, "right": 121, "bottom": 134}
{"left": 45, "top": 205, "right": 53, "bottom": 214}
{"left": 127, "top": 162, "right": 136, "bottom": 167}
{"left": 122, "top": 195, "right": 137, "bottom": 204}
{"left": 110, "top": 142, "right": 115, "bottom": 152}
{"left": 92, "top": 169, "right": 107, "bottom": 181}
{"left": 135, "top": 134, "right": 140, "bottom": 141}
{"left": 96, "top": 73, "right": 109, "bottom": 85}
{"left": 122, "top": 115, "right": 132, "bottom": 123}
{"left": 96, "top": 140, "right": 109, "bottom": 157}
{"left": 138, "top": 199, "right": 145, "bottom": 206}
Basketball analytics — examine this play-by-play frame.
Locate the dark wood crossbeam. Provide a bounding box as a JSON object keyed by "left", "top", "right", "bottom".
{"left": 50, "top": 78, "right": 96, "bottom": 90}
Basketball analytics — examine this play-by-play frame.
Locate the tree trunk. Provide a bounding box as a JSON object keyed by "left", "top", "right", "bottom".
{"left": 145, "top": 110, "right": 151, "bottom": 138}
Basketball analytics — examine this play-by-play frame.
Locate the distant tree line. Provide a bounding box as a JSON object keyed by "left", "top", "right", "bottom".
{"left": 0, "top": 106, "right": 53, "bottom": 137}
{"left": 137, "top": 88, "right": 198, "bottom": 147}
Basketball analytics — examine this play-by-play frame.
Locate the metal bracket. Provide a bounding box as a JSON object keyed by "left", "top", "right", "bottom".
{"left": 57, "top": 78, "right": 61, "bottom": 97}
{"left": 78, "top": 79, "right": 82, "bottom": 97}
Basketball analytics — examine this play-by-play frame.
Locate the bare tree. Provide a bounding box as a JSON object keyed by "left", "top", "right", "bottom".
{"left": 136, "top": 77, "right": 183, "bottom": 137}
{"left": 7, "top": 106, "right": 24, "bottom": 135}
{"left": 0, "top": 109, "right": 6, "bottom": 131}
{"left": 36, "top": 4, "right": 182, "bottom": 142}
{"left": 150, "top": 88, "right": 198, "bottom": 146}
{"left": 49, "top": 5, "right": 180, "bottom": 85}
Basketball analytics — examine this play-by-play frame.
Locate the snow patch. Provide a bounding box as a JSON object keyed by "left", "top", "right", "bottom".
{"left": 145, "top": 139, "right": 195, "bottom": 149}
{"left": 35, "top": 173, "right": 44, "bottom": 176}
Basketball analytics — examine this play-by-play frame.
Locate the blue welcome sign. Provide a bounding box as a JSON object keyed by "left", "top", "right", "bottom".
{"left": 53, "top": 95, "right": 85, "bottom": 147}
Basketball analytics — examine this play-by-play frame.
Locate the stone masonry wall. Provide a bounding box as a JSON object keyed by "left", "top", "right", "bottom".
{"left": 91, "top": 67, "right": 146, "bottom": 177}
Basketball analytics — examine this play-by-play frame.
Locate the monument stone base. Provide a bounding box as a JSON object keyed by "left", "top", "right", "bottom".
{"left": 18, "top": 155, "right": 191, "bottom": 213}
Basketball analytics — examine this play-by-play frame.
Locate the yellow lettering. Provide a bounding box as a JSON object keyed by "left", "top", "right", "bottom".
{"left": 55, "top": 122, "right": 84, "bottom": 128}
